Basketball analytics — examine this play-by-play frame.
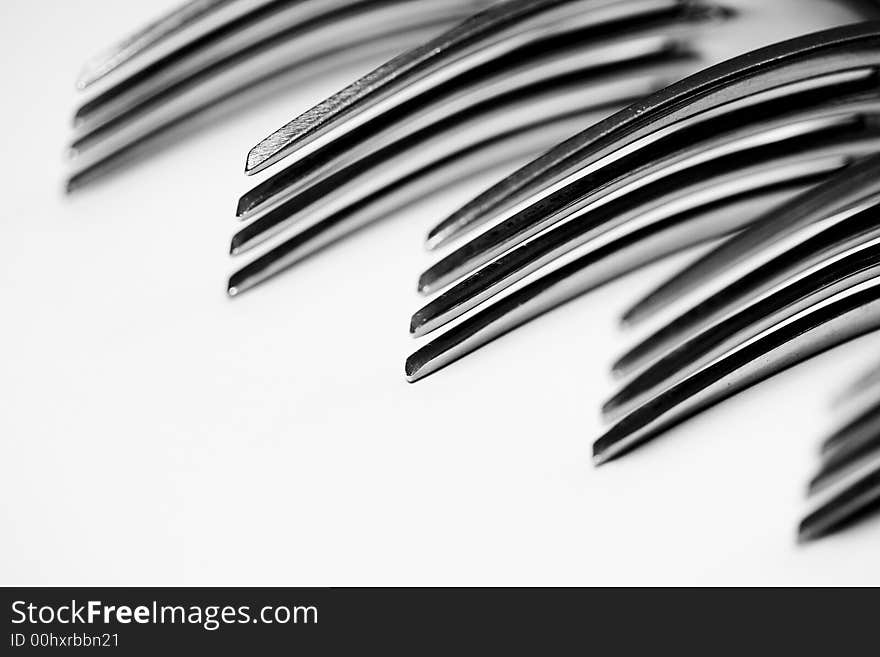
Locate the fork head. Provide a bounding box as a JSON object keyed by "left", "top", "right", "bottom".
{"left": 225, "top": 0, "right": 747, "bottom": 297}
{"left": 67, "top": 0, "right": 490, "bottom": 191}
{"left": 403, "top": 22, "right": 880, "bottom": 387}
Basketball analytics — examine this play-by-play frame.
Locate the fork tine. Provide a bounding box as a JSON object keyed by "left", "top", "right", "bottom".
{"left": 612, "top": 156, "right": 880, "bottom": 378}
{"left": 416, "top": 22, "right": 880, "bottom": 284}
{"left": 593, "top": 277, "right": 880, "bottom": 465}
{"left": 410, "top": 102, "right": 880, "bottom": 337}
{"left": 241, "top": 0, "right": 717, "bottom": 176}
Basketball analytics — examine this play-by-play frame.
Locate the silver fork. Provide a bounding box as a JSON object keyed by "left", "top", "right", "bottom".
{"left": 67, "top": 0, "right": 491, "bottom": 190}
{"left": 406, "top": 19, "right": 880, "bottom": 384}
{"left": 589, "top": 99, "right": 880, "bottom": 466}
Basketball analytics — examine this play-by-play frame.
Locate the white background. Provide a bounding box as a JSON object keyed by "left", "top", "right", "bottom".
{"left": 2, "top": 0, "right": 880, "bottom": 585}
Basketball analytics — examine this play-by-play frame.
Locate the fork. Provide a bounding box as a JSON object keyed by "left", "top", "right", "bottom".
{"left": 406, "top": 21, "right": 880, "bottom": 383}
{"left": 67, "top": 0, "right": 493, "bottom": 190}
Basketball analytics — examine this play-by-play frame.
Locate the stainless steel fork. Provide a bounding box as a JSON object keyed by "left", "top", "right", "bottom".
{"left": 67, "top": 0, "right": 492, "bottom": 190}
{"left": 407, "top": 21, "right": 880, "bottom": 383}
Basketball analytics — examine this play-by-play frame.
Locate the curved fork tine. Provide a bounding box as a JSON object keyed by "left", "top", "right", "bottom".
{"left": 604, "top": 224, "right": 880, "bottom": 422}
{"left": 799, "top": 459, "right": 880, "bottom": 543}
{"left": 72, "top": 0, "right": 482, "bottom": 153}
{"left": 410, "top": 102, "right": 880, "bottom": 337}
{"left": 613, "top": 157, "right": 880, "bottom": 378}
{"left": 242, "top": 0, "right": 707, "bottom": 176}
{"left": 226, "top": 77, "right": 658, "bottom": 296}
{"left": 231, "top": 50, "right": 699, "bottom": 254}
{"left": 416, "top": 25, "right": 880, "bottom": 294}
{"left": 404, "top": 152, "right": 850, "bottom": 383}
{"left": 593, "top": 277, "right": 880, "bottom": 466}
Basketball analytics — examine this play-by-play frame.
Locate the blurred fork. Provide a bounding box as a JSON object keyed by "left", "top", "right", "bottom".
{"left": 67, "top": 0, "right": 492, "bottom": 190}
{"left": 406, "top": 21, "right": 880, "bottom": 383}
{"left": 799, "top": 368, "right": 880, "bottom": 542}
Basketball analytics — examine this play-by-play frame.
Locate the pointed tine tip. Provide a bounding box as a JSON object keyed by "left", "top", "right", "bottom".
{"left": 600, "top": 397, "right": 622, "bottom": 421}
{"left": 592, "top": 440, "right": 614, "bottom": 467}
{"left": 425, "top": 218, "right": 467, "bottom": 251}
{"left": 610, "top": 354, "right": 635, "bottom": 379}
{"left": 227, "top": 270, "right": 252, "bottom": 298}
{"left": 821, "top": 431, "right": 847, "bottom": 455}
{"left": 409, "top": 313, "right": 424, "bottom": 337}
{"left": 244, "top": 144, "right": 270, "bottom": 176}
{"left": 807, "top": 475, "right": 825, "bottom": 497}
{"left": 796, "top": 522, "right": 819, "bottom": 545}
{"left": 619, "top": 304, "right": 648, "bottom": 328}
{"left": 417, "top": 275, "right": 434, "bottom": 297}
{"left": 404, "top": 355, "right": 423, "bottom": 383}
{"left": 424, "top": 230, "right": 447, "bottom": 252}
{"left": 244, "top": 154, "right": 259, "bottom": 175}
{"left": 75, "top": 60, "right": 104, "bottom": 91}
{"left": 235, "top": 196, "right": 249, "bottom": 219}
{"left": 75, "top": 70, "right": 92, "bottom": 91}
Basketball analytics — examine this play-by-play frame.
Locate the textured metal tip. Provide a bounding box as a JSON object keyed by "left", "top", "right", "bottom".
{"left": 245, "top": 141, "right": 273, "bottom": 175}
